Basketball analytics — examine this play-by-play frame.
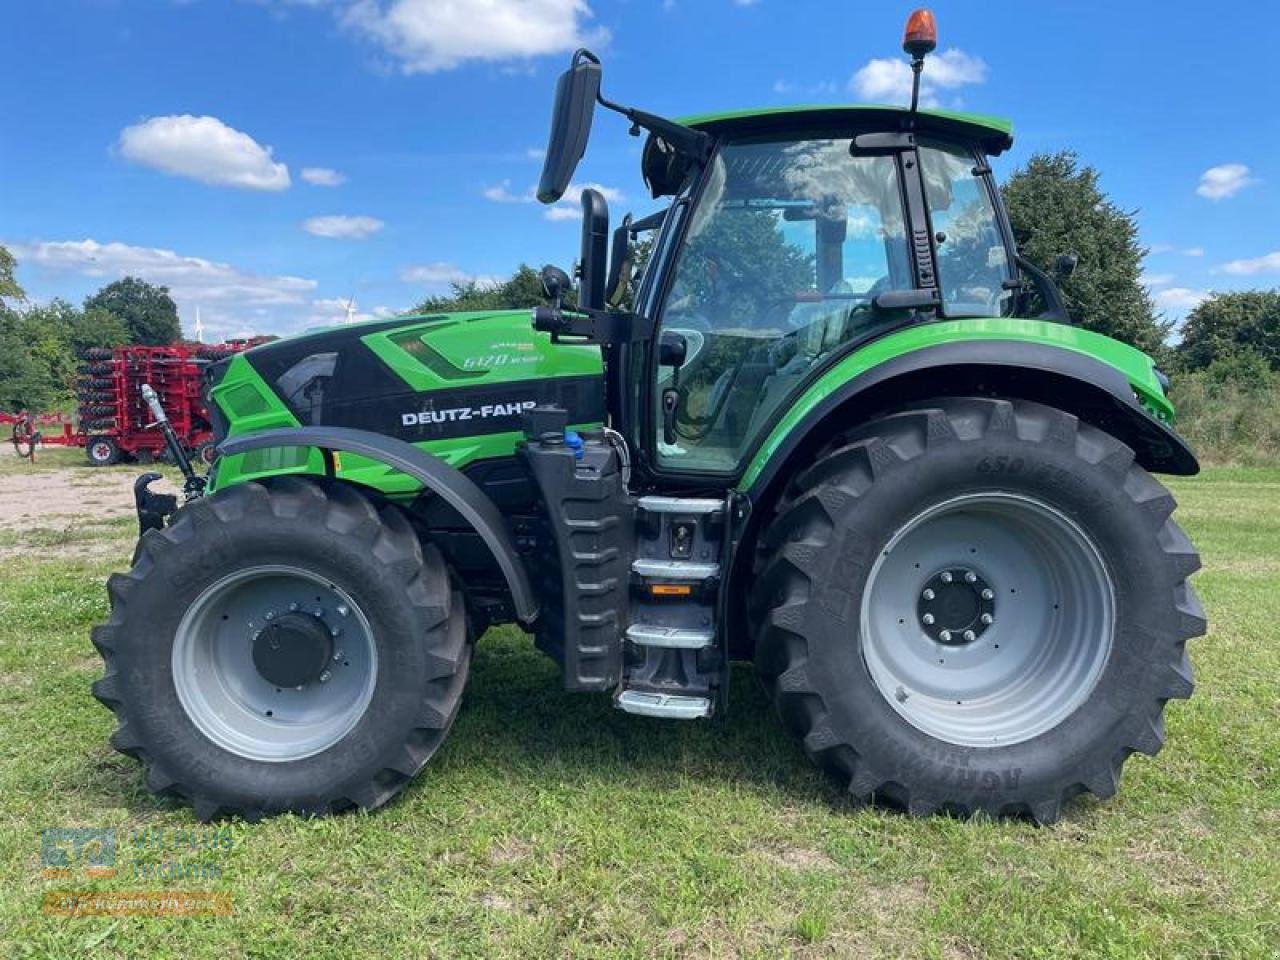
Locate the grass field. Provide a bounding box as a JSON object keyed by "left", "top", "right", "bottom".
{"left": 0, "top": 456, "right": 1276, "bottom": 958}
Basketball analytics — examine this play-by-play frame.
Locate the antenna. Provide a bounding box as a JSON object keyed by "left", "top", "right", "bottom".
{"left": 343, "top": 296, "right": 357, "bottom": 325}
{"left": 194, "top": 306, "right": 205, "bottom": 343}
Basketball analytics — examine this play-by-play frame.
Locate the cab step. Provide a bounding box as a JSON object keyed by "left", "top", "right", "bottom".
{"left": 615, "top": 689, "right": 713, "bottom": 720}
{"left": 625, "top": 623, "right": 715, "bottom": 649}
{"left": 637, "top": 496, "right": 724, "bottom": 515}
{"left": 631, "top": 558, "right": 719, "bottom": 579}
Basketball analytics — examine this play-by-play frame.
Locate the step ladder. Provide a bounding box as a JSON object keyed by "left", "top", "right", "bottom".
{"left": 615, "top": 495, "right": 728, "bottom": 720}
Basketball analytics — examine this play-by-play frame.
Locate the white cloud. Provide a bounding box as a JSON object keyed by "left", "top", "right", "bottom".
{"left": 301, "top": 166, "right": 346, "bottom": 186}
{"left": 302, "top": 214, "right": 385, "bottom": 238}
{"left": 850, "top": 48, "right": 987, "bottom": 107}
{"left": 1141, "top": 272, "right": 1175, "bottom": 287}
{"left": 482, "top": 178, "right": 531, "bottom": 203}
{"left": 1153, "top": 287, "right": 1210, "bottom": 312}
{"left": 117, "top": 115, "right": 290, "bottom": 191}
{"left": 481, "top": 178, "right": 622, "bottom": 220}
{"left": 525, "top": 147, "right": 546, "bottom": 161}
{"left": 1217, "top": 250, "right": 1280, "bottom": 275}
{"left": 341, "top": 0, "right": 608, "bottom": 74}
{"left": 400, "top": 261, "right": 501, "bottom": 288}
{"left": 1196, "top": 163, "right": 1255, "bottom": 200}
{"left": 1148, "top": 243, "right": 1205, "bottom": 257}
{"left": 10, "top": 238, "right": 317, "bottom": 336}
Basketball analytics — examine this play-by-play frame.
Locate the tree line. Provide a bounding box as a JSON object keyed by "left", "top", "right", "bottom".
{"left": 0, "top": 265, "right": 181, "bottom": 412}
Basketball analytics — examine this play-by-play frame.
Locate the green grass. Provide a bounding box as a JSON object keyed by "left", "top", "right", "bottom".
{"left": 0, "top": 467, "right": 1277, "bottom": 958}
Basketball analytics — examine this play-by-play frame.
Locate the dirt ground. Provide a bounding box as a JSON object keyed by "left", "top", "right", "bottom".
{"left": 0, "top": 444, "right": 180, "bottom": 557}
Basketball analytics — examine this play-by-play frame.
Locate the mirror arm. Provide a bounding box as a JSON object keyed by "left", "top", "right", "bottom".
{"left": 532, "top": 305, "right": 655, "bottom": 346}
{"left": 1015, "top": 255, "right": 1074, "bottom": 324}
{"left": 597, "top": 94, "right": 713, "bottom": 163}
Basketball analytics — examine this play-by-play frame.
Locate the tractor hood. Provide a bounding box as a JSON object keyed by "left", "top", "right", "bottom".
{"left": 208, "top": 309, "right": 606, "bottom": 478}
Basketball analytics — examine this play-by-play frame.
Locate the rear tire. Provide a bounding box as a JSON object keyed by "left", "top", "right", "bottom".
{"left": 92, "top": 478, "right": 470, "bottom": 820}
{"left": 753, "top": 398, "right": 1205, "bottom": 823}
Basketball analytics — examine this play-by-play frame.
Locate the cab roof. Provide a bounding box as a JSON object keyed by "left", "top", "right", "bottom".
{"left": 677, "top": 104, "right": 1014, "bottom": 155}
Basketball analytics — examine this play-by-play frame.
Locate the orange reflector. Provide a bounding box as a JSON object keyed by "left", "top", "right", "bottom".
{"left": 331, "top": 452, "right": 342, "bottom": 471}
{"left": 651, "top": 584, "right": 693, "bottom": 597}
{"left": 902, "top": 8, "right": 937, "bottom": 58}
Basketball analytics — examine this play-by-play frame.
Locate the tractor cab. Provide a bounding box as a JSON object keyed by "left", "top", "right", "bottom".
{"left": 533, "top": 19, "right": 1041, "bottom": 484}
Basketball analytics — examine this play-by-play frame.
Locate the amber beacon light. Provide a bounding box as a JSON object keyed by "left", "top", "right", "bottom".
{"left": 902, "top": 8, "right": 938, "bottom": 58}
{"left": 902, "top": 8, "right": 937, "bottom": 113}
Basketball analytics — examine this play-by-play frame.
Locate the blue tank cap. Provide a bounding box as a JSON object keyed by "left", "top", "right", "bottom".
{"left": 564, "top": 430, "right": 585, "bottom": 460}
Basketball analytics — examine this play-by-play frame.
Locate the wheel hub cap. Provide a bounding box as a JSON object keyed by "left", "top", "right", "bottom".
{"left": 917, "top": 568, "right": 995, "bottom": 645}
{"left": 252, "top": 613, "right": 334, "bottom": 688}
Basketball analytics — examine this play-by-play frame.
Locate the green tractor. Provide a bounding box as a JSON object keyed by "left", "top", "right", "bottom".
{"left": 93, "top": 10, "right": 1204, "bottom": 823}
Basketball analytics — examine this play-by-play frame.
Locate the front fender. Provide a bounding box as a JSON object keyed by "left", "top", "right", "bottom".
{"left": 218, "top": 426, "right": 539, "bottom": 625}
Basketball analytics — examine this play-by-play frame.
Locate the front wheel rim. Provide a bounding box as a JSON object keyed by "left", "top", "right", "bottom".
{"left": 860, "top": 492, "right": 1115, "bottom": 748}
{"left": 172, "top": 565, "right": 378, "bottom": 762}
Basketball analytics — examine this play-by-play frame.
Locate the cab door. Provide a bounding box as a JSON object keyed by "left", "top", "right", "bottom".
{"left": 647, "top": 133, "right": 913, "bottom": 476}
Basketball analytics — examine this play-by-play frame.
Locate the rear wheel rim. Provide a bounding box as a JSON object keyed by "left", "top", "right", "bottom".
{"left": 860, "top": 492, "right": 1115, "bottom": 747}
{"left": 90, "top": 441, "right": 112, "bottom": 462}
{"left": 172, "top": 565, "right": 378, "bottom": 762}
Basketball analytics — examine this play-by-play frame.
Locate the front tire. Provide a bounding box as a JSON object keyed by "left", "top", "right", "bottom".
{"left": 92, "top": 478, "right": 470, "bottom": 820}
{"left": 754, "top": 398, "right": 1205, "bottom": 823}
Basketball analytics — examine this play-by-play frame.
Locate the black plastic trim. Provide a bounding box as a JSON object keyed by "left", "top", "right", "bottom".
{"left": 218, "top": 426, "right": 539, "bottom": 624}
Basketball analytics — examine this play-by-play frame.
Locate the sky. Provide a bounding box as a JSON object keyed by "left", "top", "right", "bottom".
{"left": 2, "top": 0, "right": 1277, "bottom": 342}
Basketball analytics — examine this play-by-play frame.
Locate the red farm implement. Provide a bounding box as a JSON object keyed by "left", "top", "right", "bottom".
{"left": 73, "top": 342, "right": 257, "bottom": 467}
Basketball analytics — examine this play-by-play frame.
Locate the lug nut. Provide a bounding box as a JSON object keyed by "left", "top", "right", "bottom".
{"left": 981, "top": 588, "right": 994, "bottom": 600}
{"left": 941, "top": 571, "right": 953, "bottom": 583}
{"left": 335, "top": 604, "right": 349, "bottom": 618}
{"left": 314, "top": 607, "right": 324, "bottom": 617}
{"left": 332, "top": 648, "right": 345, "bottom": 662}
{"left": 330, "top": 625, "right": 342, "bottom": 638}
{"left": 922, "top": 613, "right": 935, "bottom": 625}
{"left": 922, "top": 588, "right": 935, "bottom": 601}
{"left": 980, "top": 613, "right": 993, "bottom": 625}
{"left": 964, "top": 571, "right": 977, "bottom": 583}
{"left": 939, "top": 629, "right": 952, "bottom": 642}
{"left": 319, "top": 670, "right": 331, "bottom": 683}
{"left": 264, "top": 611, "right": 275, "bottom": 621}
{"left": 963, "top": 629, "right": 976, "bottom": 642}
{"left": 289, "top": 602, "right": 299, "bottom": 612}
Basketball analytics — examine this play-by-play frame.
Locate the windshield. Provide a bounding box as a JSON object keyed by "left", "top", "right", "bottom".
{"left": 654, "top": 135, "right": 910, "bottom": 471}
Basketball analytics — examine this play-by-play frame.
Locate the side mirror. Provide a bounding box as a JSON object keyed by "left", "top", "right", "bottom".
{"left": 578, "top": 187, "right": 609, "bottom": 312}
{"left": 1055, "top": 254, "right": 1079, "bottom": 279}
{"left": 540, "top": 265, "right": 572, "bottom": 305}
{"left": 537, "top": 50, "right": 601, "bottom": 204}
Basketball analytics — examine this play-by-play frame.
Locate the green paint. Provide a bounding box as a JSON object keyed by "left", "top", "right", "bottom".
{"left": 362, "top": 310, "right": 602, "bottom": 391}
{"left": 738, "top": 317, "right": 1172, "bottom": 490}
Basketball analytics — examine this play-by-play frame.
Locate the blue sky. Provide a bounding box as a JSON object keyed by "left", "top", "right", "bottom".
{"left": 2, "top": 0, "right": 1277, "bottom": 341}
